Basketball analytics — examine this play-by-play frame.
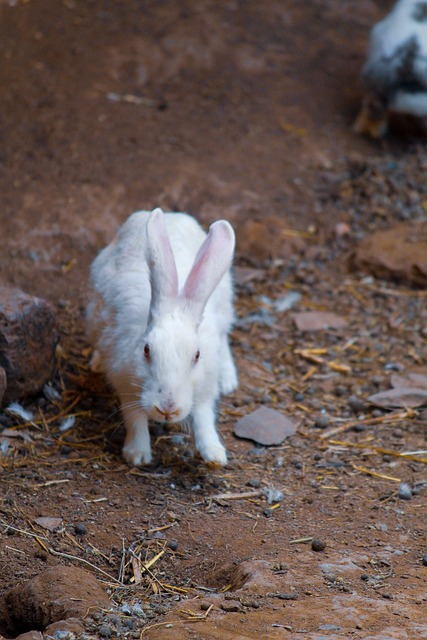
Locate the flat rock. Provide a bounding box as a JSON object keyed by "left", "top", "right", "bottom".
{"left": 368, "top": 387, "right": 427, "bottom": 409}
{"left": 0, "top": 286, "right": 59, "bottom": 405}
{"left": 233, "top": 406, "right": 297, "bottom": 446}
{"left": 45, "top": 617, "right": 85, "bottom": 636}
{"left": 14, "top": 633, "right": 43, "bottom": 640}
{"left": 350, "top": 221, "right": 427, "bottom": 286}
{"left": 0, "top": 566, "right": 110, "bottom": 636}
{"left": 291, "top": 311, "right": 347, "bottom": 332}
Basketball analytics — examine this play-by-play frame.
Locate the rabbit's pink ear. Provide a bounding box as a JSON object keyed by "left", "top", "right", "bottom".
{"left": 181, "top": 220, "right": 235, "bottom": 318}
{"left": 146, "top": 209, "right": 178, "bottom": 314}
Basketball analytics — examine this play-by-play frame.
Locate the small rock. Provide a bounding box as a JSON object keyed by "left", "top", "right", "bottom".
{"left": 311, "top": 539, "right": 326, "bottom": 552}
{"left": 74, "top": 523, "right": 87, "bottom": 535}
{"left": 422, "top": 555, "right": 427, "bottom": 566}
{"left": 15, "top": 633, "right": 43, "bottom": 640}
{"left": 44, "top": 617, "right": 85, "bottom": 638}
{"left": 348, "top": 395, "right": 365, "bottom": 412}
{"left": 247, "top": 478, "right": 261, "bottom": 488}
{"left": 234, "top": 406, "right": 297, "bottom": 446}
{"left": 99, "top": 623, "right": 112, "bottom": 638}
{"left": 398, "top": 482, "right": 412, "bottom": 500}
{"left": 220, "top": 601, "right": 241, "bottom": 613}
{"left": 263, "top": 487, "right": 284, "bottom": 504}
{"left": 319, "top": 623, "right": 341, "bottom": 631}
{"left": 369, "top": 387, "right": 427, "bottom": 409}
{"left": 271, "top": 592, "right": 298, "bottom": 600}
{"left": 34, "top": 517, "right": 63, "bottom": 533}
{"left": 334, "top": 385, "right": 347, "bottom": 397}
{"left": 167, "top": 540, "right": 178, "bottom": 551}
{"left": 291, "top": 310, "right": 347, "bottom": 332}
{"left": 352, "top": 423, "right": 366, "bottom": 433}
{"left": 361, "top": 574, "right": 369, "bottom": 581}
{"left": 313, "top": 414, "right": 329, "bottom": 429}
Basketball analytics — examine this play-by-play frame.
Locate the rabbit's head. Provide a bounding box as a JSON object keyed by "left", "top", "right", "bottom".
{"left": 135, "top": 209, "right": 235, "bottom": 424}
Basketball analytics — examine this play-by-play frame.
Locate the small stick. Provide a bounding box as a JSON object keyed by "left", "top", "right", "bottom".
{"left": 0, "top": 522, "right": 48, "bottom": 541}
{"left": 289, "top": 536, "right": 313, "bottom": 545}
{"left": 33, "top": 479, "right": 70, "bottom": 488}
{"left": 211, "top": 490, "right": 263, "bottom": 502}
{"left": 320, "top": 410, "right": 413, "bottom": 440}
{"left": 351, "top": 464, "right": 401, "bottom": 482}
{"left": 330, "top": 440, "right": 427, "bottom": 464}
{"left": 48, "top": 547, "right": 122, "bottom": 584}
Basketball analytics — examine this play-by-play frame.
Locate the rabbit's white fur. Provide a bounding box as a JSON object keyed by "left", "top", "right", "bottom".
{"left": 86, "top": 208, "right": 238, "bottom": 467}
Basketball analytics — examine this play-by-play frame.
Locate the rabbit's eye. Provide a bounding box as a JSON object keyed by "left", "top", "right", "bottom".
{"left": 194, "top": 350, "right": 200, "bottom": 364}
{"left": 144, "top": 343, "right": 151, "bottom": 361}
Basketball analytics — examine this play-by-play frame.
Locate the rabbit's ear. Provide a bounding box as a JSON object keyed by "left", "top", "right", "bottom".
{"left": 147, "top": 208, "right": 179, "bottom": 315}
{"left": 181, "top": 220, "right": 235, "bottom": 318}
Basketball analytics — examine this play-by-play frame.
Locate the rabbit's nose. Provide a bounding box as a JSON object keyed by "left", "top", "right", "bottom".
{"left": 154, "top": 402, "right": 180, "bottom": 422}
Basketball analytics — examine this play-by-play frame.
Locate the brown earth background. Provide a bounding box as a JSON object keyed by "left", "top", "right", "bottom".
{"left": 0, "top": 1, "right": 426, "bottom": 639}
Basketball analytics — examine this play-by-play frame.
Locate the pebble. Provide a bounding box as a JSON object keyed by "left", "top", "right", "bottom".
{"left": 384, "top": 362, "right": 404, "bottom": 371}
{"left": 247, "top": 478, "right": 261, "bottom": 488}
{"left": 398, "top": 482, "right": 412, "bottom": 500}
{"left": 122, "top": 618, "right": 134, "bottom": 630}
{"left": 319, "top": 624, "right": 341, "bottom": 631}
{"left": 313, "top": 414, "right": 329, "bottom": 429}
{"left": 167, "top": 540, "right": 179, "bottom": 551}
{"left": 274, "top": 592, "right": 298, "bottom": 600}
{"left": 311, "top": 539, "right": 326, "bottom": 552}
{"left": 98, "top": 624, "right": 112, "bottom": 639}
{"left": 220, "top": 601, "right": 241, "bottom": 612}
{"left": 372, "top": 409, "right": 383, "bottom": 418}
{"left": 422, "top": 555, "right": 427, "bottom": 567}
{"left": 348, "top": 395, "right": 365, "bottom": 412}
{"left": 294, "top": 392, "right": 305, "bottom": 402}
{"left": 334, "top": 385, "right": 347, "bottom": 397}
{"left": 361, "top": 573, "right": 369, "bottom": 581}
{"left": 352, "top": 423, "right": 366, "bottom": 433}
{"left": 74, "top": 523, "right": 87, "bottom": 535}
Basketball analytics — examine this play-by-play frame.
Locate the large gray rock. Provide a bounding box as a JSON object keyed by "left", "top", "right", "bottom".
{"left": 0, "top": 286, "right": 59, "bottom": 405}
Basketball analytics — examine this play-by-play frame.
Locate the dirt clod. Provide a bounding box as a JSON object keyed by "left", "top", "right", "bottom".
{"left": 0, "top": 566, "right": 110, "bottom": 636}
{"left": 312, "top": 539, "right": 327, "bottom": 552}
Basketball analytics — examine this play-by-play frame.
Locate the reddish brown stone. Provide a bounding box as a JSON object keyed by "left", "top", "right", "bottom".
{"left": 0, "top": 286, "right": 59, "bottom": 405}
{"left": 0, "top": 566, "right": 110, "bottom": 635}
{"left": 351, "top": 221, "right": 427, "bottom": 286}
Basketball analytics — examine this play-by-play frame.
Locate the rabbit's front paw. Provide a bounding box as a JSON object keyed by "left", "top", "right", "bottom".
{"left": 220, "top": 364, "right": 238, "bottom": 395}
{"left": 199, "top": 441, "right": 228, "bottom": 467}
{"left": 122, "top": 443, "right": 152, "bottom": 467}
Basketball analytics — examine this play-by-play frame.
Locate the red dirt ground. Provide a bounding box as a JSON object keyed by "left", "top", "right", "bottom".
{"left": 0, "top": 1, "right": 426, "bottom": 639}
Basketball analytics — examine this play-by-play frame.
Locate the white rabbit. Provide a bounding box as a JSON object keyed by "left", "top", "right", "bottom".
{"left": 86, "top": 208, "right": 238, "bottom": 467}
{"left": 354, "top": 0, "right": 427, "bottom": 137}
